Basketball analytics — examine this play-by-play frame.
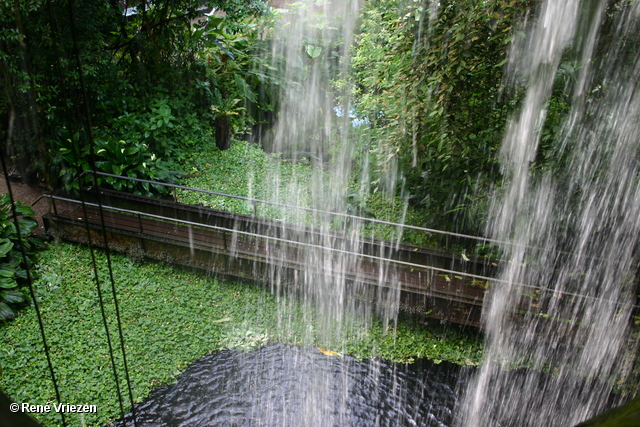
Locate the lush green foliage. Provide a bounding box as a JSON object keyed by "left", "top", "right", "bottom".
{"left": 0, "top": 0, "right": 276, "bottom": 194}
{"left": 0, "top": 242, "right": 482, "bottom": 426}
{"left": 177, "top": 140, "right": 314, "bottom": 214}
{"left": 349, "top": 0, "right": 533, "bottom": 235}
{"left": 0, "top": 194, "right": 41, "bottom": 321}
{"left": 50, "top": 127, "right": 181, "bottom": 197}
{"left": 347, "top": 0, "right": 636, "bottom": 240}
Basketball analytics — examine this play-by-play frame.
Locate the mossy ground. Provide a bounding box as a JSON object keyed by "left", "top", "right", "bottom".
{"left": 0, "top": 242, "right": 482, "bottom": 427}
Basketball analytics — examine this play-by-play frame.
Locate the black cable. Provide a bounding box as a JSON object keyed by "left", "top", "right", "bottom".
{"left": 0, "top": 117, "right": 67, "bottom": 427}
{"left": 65, "top": 0, "right": 137, "bottom": 424}
{"left": 80, "top": 200, "right": 128, "bottom": 417}
{"left": 2, "top": 1, "right": 66, "bottom": 423}
{"left": 40, "top": 0, "right": 128, "bottom": 420}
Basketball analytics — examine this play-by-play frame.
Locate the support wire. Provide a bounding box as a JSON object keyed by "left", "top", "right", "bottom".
{"left": 0, "top": 114, "right": 67, "bottom": 427}
{"left": 66, "top": 0, "right": 138, "bottom": 424}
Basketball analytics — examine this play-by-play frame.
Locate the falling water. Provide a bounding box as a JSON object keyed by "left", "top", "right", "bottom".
{"left": 260, "top": 0, "right": 367, "bottom": 340}
{"left": 242, "top": 0, "right": 405, "bottom": 423}
{"left": 457, "top": 1, "right": 640, "bottom": 426}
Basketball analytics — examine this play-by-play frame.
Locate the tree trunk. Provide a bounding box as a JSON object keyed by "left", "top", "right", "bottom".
{"left": 215, "top": 116, "right": 231, "bottom": 150}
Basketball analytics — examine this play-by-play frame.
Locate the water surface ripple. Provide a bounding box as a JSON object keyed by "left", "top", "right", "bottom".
{"left": 110, "top": 344, "right": 465, "bottom": 427}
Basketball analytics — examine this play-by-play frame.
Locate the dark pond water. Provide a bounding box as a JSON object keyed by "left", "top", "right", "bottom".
{"left": 110, "top": 344, "right": 469, "bottom": 427}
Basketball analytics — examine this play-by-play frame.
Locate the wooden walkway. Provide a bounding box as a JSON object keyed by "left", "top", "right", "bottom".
{"left": 43, "top": 189, "right": 497, "bottom": 327}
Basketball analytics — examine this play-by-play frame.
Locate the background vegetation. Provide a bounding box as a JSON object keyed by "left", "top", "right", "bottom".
{"left": 1, "top": 0, "right": 275, "bottom": 195}
{"left": 1, "top": 0, "right": 632, "bottom": 234}
{"left": 347, "top": 0, "right": 532, "bottom": 236}
{"left": 2, "top": 0, "right": 638, "bottom": 423}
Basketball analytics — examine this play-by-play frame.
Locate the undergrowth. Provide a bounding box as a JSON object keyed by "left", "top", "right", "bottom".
{"left": 0, "top": 242, "right": 482, "bottom": 427}
{"left": 177, "top": 140, "right": 314, "bottom": 215}
{"left": 177, "top": 140, "right": 436, "bottom": 246}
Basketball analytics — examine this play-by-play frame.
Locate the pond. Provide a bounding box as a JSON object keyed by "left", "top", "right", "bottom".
{"left": 110, "top": 344, "right": 469, "bottom": 427}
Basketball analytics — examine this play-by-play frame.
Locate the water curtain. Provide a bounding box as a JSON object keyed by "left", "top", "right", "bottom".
{"left": 239, "top": 1, "right": 409, "bottom": 423}
{"left": 457, "top": 1, "right": 640, "bottom": 425}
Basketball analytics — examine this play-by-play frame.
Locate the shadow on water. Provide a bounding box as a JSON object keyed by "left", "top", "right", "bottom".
{"left": 109, "top": 344, "right": 469, "bottom": 427}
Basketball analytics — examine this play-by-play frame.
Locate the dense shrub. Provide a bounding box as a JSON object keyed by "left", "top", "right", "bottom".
{"left": 350, "top": 0, "right": 533, "bottom": 235}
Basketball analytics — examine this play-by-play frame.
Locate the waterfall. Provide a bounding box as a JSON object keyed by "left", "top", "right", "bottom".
{"left": 241, "top": 1, "right": 407, "bottom": 423}
{"left": 457, "top": 1, "right": 640, "bottom": 425}
{"left": 259, "top": 0, "right": 397, "bottom": 347}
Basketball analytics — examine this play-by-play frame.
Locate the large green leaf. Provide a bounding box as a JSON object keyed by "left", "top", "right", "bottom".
{"left": 0, "top": 276, "right": 17, "bottom": 289}
{"left": 305, "top": 45, "right": 322, "bottom": 58}
{"left": 0, "top": 222, "right": 16, "bottom": 238}
{"left": 14, "top": 204, "right": 34, "bottom": 216}
{"left": 234, "top": 74, "right": 256, "bottom": 103}
{"left": 0, "top": 263, "right": 16, "bottom": 277}
{"left": 0, "top": 302, "right": 14, "bottom": 320}
{"left": 0, "top": 289, "right": 24, "bottom": 304}
{"left": 18, "top": 217, "right": 38, "bottom": 236}
{"left": 0, "top": 240, "right": 13, "bottom": 257}
{"left": 125, "top": 145, "right": 141, "bottom": 156}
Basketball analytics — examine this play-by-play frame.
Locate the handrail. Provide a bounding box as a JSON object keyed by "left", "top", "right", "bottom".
{"left": 76, "top": 170, "right": 510, "bottom": 248}
{"left": 31, "top": 194, "right": 53, "bottom": 207}
{"left": 42, "top": 195, "right": 485, "bottom": 281}
{"left": 37, "top": 172, "right": 634, "bottom": 270}
{"left": 41, "top": 194, "right": 640, "bottom": 310}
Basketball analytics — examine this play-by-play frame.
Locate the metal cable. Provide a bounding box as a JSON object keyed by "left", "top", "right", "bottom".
{"left": 66, "top": 1, "right": 137, "bottom": 424}
{"left": 78, "top": 171, "right": 621, "bottom": 266}
{"left": 0, "top": 133, "right": 67, "bottom": 426}
{"left": 78, "top": 171, "right": 503, "bottom": 246}
{"left": 79, "top": 200, "right": 127, "bottom": 417}
{"left": 37, "top": 0, "right": 130, "bottom": 420}
{"left": 2, "top": 2, "right": 66, "bottom": 421}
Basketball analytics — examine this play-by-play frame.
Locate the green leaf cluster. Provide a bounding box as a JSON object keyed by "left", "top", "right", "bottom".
{"left": 48, "top": 127, "right": 180, "bottom": 197}
{"left": 0, "top": 194, "right": 42, "bottom": 321}
{"left": 0, "top": 0, "right": 277, "bottom": 192}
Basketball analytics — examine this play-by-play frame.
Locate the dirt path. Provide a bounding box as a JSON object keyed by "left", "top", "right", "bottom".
{"left": 0, "top": 179, "right": 71, "bottom": 237}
